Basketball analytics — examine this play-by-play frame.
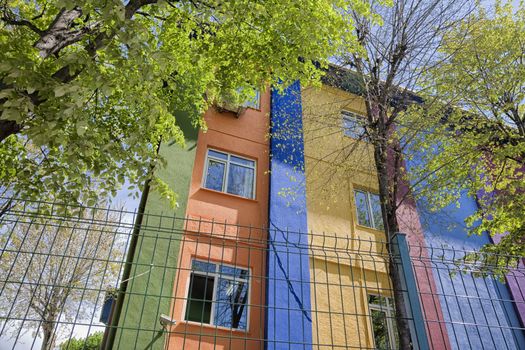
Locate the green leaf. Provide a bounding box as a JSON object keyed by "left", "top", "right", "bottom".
{"left": 76, "top": 120, "right": 88, "bottom": 136}
{"left": 55, "top": 85, "right": 68, "bottom": 97}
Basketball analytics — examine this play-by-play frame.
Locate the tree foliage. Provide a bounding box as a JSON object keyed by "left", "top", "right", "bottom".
{"left": 332, "top": 0, "right": 472, "bottom": 347}
{"left": 0, "top": 205, "right": 124, "bottom": 350}
{"left": 59, "top": 331, "right": 103, "bottom": 350}
{"left": 0, "top": 0, "right": 363, "bottom": 207}
{"left": 400, "top": 1, "right": 525, "bottom": 269}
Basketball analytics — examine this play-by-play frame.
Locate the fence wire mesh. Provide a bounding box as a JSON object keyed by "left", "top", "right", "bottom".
{"left": 0, "top": 199, "right": 524, "bottom": 350}
{"left": 409, "top": 244, "right": 525, "bottom": 350}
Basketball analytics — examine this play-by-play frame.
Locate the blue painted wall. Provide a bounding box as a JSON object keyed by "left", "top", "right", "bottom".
{"left": 405, "top": 158, "right": 525, "bottom": 349}
{"left": 266, "top": 81, "right": 313, "bottom": 350}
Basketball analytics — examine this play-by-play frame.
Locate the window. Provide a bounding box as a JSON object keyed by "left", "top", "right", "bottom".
{"left": 203, "top": 149, "right": 256, "bottom": 199}
{"left": 368, "top": 295, "right": 398, "bottom": 349}
{"left": 185, "top": 260, "right": 249, "bottom": 330}
{"left": 218, "top": 88, "right": 260, "bottom": 113}
{"left": 342, "top": 110, "right": 367, "bottom": 140}
{"left": 239, "top": 88, "right": 260, "bottom": 110}
{"left": 354, "top": 190, "right": 384, "bottom": 230}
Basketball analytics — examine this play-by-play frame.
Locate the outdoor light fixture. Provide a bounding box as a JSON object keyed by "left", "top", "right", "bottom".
{"left": 159, "top": 314, "right": 177, "bottom": 327}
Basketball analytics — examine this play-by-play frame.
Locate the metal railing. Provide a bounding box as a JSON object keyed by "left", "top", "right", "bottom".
{"left": 0, "top": 198, "right": 523, "bottom": 349}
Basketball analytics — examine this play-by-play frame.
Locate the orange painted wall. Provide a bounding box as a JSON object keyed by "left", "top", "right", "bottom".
{"left": 166, "top": 90, "right": 271, "bottom": 350}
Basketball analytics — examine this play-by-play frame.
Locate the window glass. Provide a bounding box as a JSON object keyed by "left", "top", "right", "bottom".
{"left": 369, "top": 295, "right": 397, "bottom": 349}
{"left": 371, "top": 308, "right": 390, "bottom": 349}
{"left": 355, "top": 190, "right": 372, "bottom": 227}
{"left": 203, "top": 150, "right": 256, "bottom": 199}
{"left": 214, "top": 278, "right": 249, "bottom": 329}
{"left": 369, "top": 295, "right": 388, "bottom": 306}
{"left": 185, "top": 260, "right": 249, "bottom": 330}
{"left": 230, "top": 155, "right": 255, "bottom": 167}
{"left": 208, "top": 150, "right": 228, "bottom": 160}
{"left": 192, "top": 260, "right": 216, "bottom": 274}
{"left": 355, "top": 190, "right": 384, "bottom": 230}
{"left": 185, "top": 274, "right": 214, "bottom": 324}
{"left": 392, "top": 318, "right": 399, "bottom": 348}
{"left": 342, "top": 111, "right": 366, "bottom": 139}
{"left": 204, "top": 160, "right": 225, "bottom": 191}
{"left": 227, "top": 164, "right": 254, "bottom": 198}
{"left": 239, "top": 88, "right": 260, "bottom": 110}
{"left": 369, "top": 193, "right": 385, "bottom": 231}
{"left": 220, "top": 265, "right": 249, "bottom": 279}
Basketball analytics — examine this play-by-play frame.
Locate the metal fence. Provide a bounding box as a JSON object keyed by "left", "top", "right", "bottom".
{"left": 0, "top": 199, "right": 524, "bottom": 350}
{"left": 409, "top": 243, "right": 525, "bottom": 350}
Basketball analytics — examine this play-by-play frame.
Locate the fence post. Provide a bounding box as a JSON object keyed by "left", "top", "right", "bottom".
{"left": 391, "top": 232, "right": 430, "bottom": 350}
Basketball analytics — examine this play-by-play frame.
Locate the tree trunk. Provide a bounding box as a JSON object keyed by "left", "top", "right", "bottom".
{"left": 373, "top": 126, "right": 413, "bottom": 349}
{"left": 388, "top": 255, "right": 413, "bottom": 349}
{"left": 41, "top": 320, "right": 57, "bottom": 350}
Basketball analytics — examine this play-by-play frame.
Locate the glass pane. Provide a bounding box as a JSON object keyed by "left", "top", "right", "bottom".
{"left": 208, "top": 150, "right": 228, "bottom": 160}
{"left": 227, "top": 164, "right": 254, "bottom": 198}
{"left": 185, "top": 274, "right": 214, "bottom": 324}
{"left": 219, "top": 265, "right": 249, "bottom": 280}
{"left": 371, "top": 309, "right": 390, "bottom": 350}
{"left": 369, "top": 295, "right": 389, "bottom": 307}
{"left": 355, "top": 190, "right": 372, "bottom": 227}
{"left": 214, "top": 277, "right": 249, "bottom": 329}
{"left": 370, "top": 193, "right": 384, "bottom": 230}
{"left": 230, "top": 155, "right": 255, "bottom": 167}
{"left": 343, "top": 116, "right": 359, "bottom": 138}
{"left": 342, "top": 112, "right": 365, "bottom": 139}
{"left": 239, "top": 88, "right": 260, "bottom": 109}
{"left": 192, "top": 260, "right": 216, "bottom": 274}
{"left": 391, "top": 314, "right": 399, "bottom": 349}
{"left": 205, "top": 159, "right": 225, "bottom": 191}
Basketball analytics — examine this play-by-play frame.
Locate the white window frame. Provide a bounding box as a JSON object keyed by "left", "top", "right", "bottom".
{"left": 368, "top": 295, "right": 397, "bottom": 350}
{"left": 183, "top": 259, "right": 251, "bottom": 331}
{"left": 202, "top": 149, "right": 257, "bottom": 199}
{"left": 342, "top": 110, "right": 367, "bottom": 140}
{"left": 354, "top": 189, "right": 384, "bottom": 230}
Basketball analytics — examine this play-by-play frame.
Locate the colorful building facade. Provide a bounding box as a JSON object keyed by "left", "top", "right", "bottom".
{"left": 118, "top": 70, "right": 525, "bottom": 350}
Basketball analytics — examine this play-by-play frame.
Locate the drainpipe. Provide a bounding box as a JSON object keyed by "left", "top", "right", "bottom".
{"left": 102, "top": 141, "right": 160, "bottom": 350}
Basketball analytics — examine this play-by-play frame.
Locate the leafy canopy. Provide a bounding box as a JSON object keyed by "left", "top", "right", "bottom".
{"left": 400, "top": 1, "right": 525, "bottom": 269}
{"left": 59, "top": 332, "right": 104, "bottom": 350}
{"left": 0, "top": 0, "right": 365, "bottom": 207}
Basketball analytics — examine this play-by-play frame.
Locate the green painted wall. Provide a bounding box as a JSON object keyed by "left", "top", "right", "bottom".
{"left": 114, "top": 113, "right": 198, "bottom": 350}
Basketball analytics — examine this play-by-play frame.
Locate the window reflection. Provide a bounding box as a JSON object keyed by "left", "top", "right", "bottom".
{"left": 205, "top": 160, "right": 225, "bottom": 191}
{"left": 185, "top": 260, "right": 250, "bottom": 330}
{"left": 354, "top": 190, "right": 384, "bottom": 230}
{"left": 203, "top": 150, "right": 256, "bottom": 199}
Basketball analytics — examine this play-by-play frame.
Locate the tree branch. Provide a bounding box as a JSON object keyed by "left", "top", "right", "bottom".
{"left": 135, "top": 11, "right": 167, "bottom": 21}
{"left": 125, "top": 0, "right": 159, "bottom": 20}
{"left": 0, "top": 120, "right": 22, "bottom": 141}
{"left": 34, "top": 7, "right": 84, "bottom": 58}
{"left": 1, "top": 16, "right": 43, "bottom": 35}
{"left": 1, "top": 1, "right": 163, "bottom": 142}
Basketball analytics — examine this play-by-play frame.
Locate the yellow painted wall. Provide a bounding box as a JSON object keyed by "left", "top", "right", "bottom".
{"left": 302, "top": 85, "right": 393, "bottom": 349}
